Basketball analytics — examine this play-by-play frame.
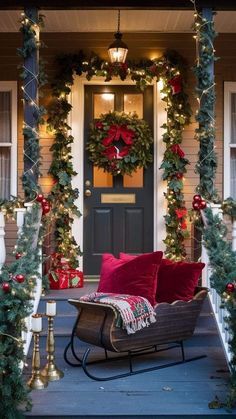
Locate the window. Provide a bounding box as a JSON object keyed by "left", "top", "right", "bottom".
{"left": 0, "top": 82, "right": 17, "bottom": 200}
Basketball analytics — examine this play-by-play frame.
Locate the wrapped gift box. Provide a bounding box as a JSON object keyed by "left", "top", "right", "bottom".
{"left": 49, "top": 268, "right": 84, "bottom": 290}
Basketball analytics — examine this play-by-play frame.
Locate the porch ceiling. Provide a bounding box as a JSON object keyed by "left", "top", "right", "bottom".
{"left": 1, "top": 9, "right": 236, "bottom": 33}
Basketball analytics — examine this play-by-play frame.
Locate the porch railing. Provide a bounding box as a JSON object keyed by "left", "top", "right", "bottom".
{"left": 0, "top": 205, "right": 42, "bottom": 356}
{"left": 201, "top": 204, "right": 233, "bottom": 364}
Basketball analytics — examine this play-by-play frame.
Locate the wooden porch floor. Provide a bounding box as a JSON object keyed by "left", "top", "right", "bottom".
{"left": 24, "top": 283, "right": 236, "bottom": 418}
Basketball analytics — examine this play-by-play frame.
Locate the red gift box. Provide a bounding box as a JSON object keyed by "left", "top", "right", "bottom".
{"left": 49, "top": 268, "right": 84, "bottom": 290}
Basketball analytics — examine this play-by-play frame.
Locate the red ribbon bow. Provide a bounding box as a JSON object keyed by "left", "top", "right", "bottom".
{"left": 168, "top": 75, "right": 182, "bottom": 95}
{"left": 170, "top": 144, "right": 185, "bottom": 158}
{"left": 102, "top": 124, "right": 135, "bottom": 147}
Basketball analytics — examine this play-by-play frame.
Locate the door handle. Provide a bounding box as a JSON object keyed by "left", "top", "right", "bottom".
{"left": 85, "top": 189, "right": 92, "bottom": 197}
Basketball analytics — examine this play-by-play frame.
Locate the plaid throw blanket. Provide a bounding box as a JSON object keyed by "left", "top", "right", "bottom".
{"left": 80, "top": 292, "right": 156, "bottom": 335}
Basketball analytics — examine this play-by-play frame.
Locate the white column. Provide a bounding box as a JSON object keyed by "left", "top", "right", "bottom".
{"left": 210, "top": 203, "right": 223, "bottom": 219}
{"left": 0, "top": 210, "right": 6, "bottom": 273}
{"left": 15, "top": 207, "right": 27, "bottom": 237}
{"left": 232, "top": 219, "right": 236, "bottom": 252}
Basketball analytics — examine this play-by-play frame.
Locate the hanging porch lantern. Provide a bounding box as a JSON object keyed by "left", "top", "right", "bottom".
{"left": 108, "top": 10, "right": 128, "bottom": 64}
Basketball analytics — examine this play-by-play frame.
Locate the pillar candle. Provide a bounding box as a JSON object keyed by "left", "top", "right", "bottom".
{"left": 46, "top": 300, "right": 56, "bottom": 316}
{"left": 31, "top": 314, "right": 42, "bottom": 332}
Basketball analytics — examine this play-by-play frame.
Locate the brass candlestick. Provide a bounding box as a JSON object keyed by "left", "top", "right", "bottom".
{"left": 41, "top": 315, "right": 64, "bottom": 381}
{"left": 27, "top": 331, "right": 48, "bottom": 390}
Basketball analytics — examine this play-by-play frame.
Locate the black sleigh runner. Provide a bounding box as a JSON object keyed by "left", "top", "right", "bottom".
{"left": 63, "top": 287, "right": 208, "bottom": 381}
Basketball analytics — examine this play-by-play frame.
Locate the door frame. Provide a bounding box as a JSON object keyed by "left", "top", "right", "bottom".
{"left": 70, "top": 76, "right": 166, "bottom": 271}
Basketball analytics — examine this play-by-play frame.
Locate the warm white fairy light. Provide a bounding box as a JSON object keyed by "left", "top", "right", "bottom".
{"left": 20, "top": 12, "right": 42, "bottom": 189}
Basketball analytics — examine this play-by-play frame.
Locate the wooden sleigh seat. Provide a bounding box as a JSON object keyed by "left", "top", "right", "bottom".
{"left": 64, "top": 287, "right": 208, "bottom": 380}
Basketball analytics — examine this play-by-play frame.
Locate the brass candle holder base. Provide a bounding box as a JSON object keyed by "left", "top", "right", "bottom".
{"left": 27, "top": 373, "right": 48, "bottom": 390}
{"left": 41, "top": 315, "right": 64, "bottom": 381}
{"left": 27, "top": 332, "right": 48, "bottom": 390}
{"left": 41, "top": 362, "right": 64, "bottom": 381}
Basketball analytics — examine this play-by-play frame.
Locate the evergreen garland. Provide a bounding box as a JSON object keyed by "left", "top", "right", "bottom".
{"left": 193, "top": 8, "right": 218, "bottom": 201}
{"left": 48, "top": 50, "right": 191, "bottom": 261}
{"left": 47, "top": 88, "right": 82, "bottom": 268}
{"left": 0, "top": 204, "right": 42, "bottom": 418}
{"left": 159, "top": 58, "right": 191, "bottom": 259}
{"left": 201, "top": 207, "right": 236, "bottom": 408}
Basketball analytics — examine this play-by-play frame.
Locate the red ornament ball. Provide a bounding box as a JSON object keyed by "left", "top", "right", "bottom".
{"left": 15, "top": 274, "right": 25, "bottom": 283}
{"left": 226, "top": 283, "right": 235, "bottom": 293}
{"left": 2, "top": 282, "right": 10, "bottom": 293}
{"left": 193, "top": 194, "right": 202, "bottom": 203}
{"left": 199, "top": 199, "right": 207, "bottom": 210}
{"left": 176, "top": 173, "right": 183, "bottom": 179}
{"left": 192, "top": 201, "right": 200, "bottom": 211}
{"left": 41, "top": 198, "right": 48, "bottom": 206}
{"left": 15, "top": 252, "right": 22, "bottom": 260}
{"left": 36, "top": 193, "right": 44, "bottom": 203}
{"left": 42, "top": 204, "right": 50, "bottom": 215}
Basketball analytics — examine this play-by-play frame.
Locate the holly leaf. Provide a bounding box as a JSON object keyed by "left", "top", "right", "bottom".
{"left": 58, "top": 171, "right": 70, "bottom": 186}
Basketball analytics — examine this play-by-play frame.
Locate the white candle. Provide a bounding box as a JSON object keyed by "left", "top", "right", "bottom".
{"left": 31, "top": 314, "right": 42, "bottom": 332}
{"left": 46, "top": 300, "right": 56, "bottom": 317}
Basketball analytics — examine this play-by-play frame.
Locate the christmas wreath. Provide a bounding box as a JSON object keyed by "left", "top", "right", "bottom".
{"left": 87, "top": 112, "right": 153, "bottom": 175}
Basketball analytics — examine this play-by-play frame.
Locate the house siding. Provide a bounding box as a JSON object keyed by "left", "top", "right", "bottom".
{"left": 0, "top": 31, "right": 232, "bottom": 260}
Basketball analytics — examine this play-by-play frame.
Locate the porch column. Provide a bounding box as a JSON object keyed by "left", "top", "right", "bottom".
{"left": 22, "top": 7, "right": 39, "bottom": 199}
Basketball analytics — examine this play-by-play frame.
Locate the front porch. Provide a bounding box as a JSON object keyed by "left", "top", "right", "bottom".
{"left": 24, "top": 283, "right": 232, "bottom": 418}
{"left": 2, "top": 1, "right": 236, "bottom": 417}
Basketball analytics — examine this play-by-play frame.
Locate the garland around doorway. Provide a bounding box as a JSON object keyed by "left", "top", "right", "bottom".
{"left": 48, "top": 51, "right": 191, "bottom": 261}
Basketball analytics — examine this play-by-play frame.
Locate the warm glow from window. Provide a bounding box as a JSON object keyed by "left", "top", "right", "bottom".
{"left": 102, "top": 93, "right": 114, "bottom": 101}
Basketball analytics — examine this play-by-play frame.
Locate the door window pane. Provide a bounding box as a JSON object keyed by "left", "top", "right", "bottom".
{"left": 0, "top": 147, "right": 10, "bottom": 199}
{"left": 124, "top": 94, "right": 143, "bottom": 118}
{"left": 123, "top": 167, "right": 143, "bottom": 188}
{"left": 93, "top": 166, "right": 113, "bottom": 188}
{"left": 0, "top": 92, "right": 11, "bottom": 143}
{"left": 94, "top": 93, "right": 114, "bottom": 119}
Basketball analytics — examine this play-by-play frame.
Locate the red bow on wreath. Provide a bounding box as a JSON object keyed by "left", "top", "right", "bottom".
{"left": 102, "top": 124, "right": 135, "bottom": 147}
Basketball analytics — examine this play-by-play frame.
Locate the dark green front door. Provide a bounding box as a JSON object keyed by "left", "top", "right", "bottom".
{"left": 83, "top": 85, "right": 154, "bottom": 276}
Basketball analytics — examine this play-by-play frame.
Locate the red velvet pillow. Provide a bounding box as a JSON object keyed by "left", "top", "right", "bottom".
{"left": 119, "top": 253, "right": 205, "bottom": 304}
{"left": 98, "top": 253, "right": 127, "bottom": 292}
{"left": 156, "top": 259, "right": 205, "bottom": 303}
{"left": 97, "top": 251, "right": 163, "bottom": 306}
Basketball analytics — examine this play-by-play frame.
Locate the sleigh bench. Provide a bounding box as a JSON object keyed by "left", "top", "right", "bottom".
{"left": 64, "top": 286, "right": 208, "bottom": 380}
